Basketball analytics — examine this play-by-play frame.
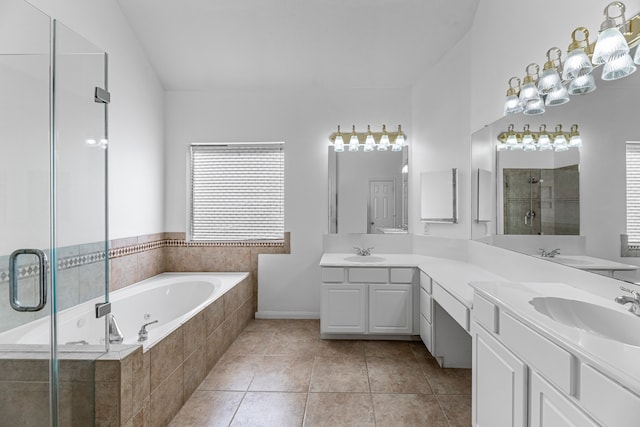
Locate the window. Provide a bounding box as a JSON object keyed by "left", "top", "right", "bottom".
{"left": 189, "top": 143, "right": 284, "bottom": 242}
{"left": 626, "top": 141, "right": 640, "bottom": 248}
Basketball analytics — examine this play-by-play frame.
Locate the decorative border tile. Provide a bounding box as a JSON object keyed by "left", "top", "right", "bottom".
{"left": 0, "top": 236, "right": 286, "bottom": 283}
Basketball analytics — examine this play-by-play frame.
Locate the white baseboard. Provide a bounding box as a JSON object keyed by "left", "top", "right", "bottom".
{"left": 255, "top": 311, "right": 320, "bottom": 320}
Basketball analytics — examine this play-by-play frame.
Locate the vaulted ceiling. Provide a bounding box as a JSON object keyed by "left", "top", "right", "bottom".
{"left": 117, "top": 0, "right": 478, "bottom": 91}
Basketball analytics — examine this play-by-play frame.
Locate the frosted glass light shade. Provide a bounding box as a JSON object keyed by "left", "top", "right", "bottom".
{"left": 601, "top": 53, "right": 636, "bottom": 80}
{"left": 568, "top": 73, "right": 596, "bottom": 94}
{"left": 348, "top": 134, "right": 359, "bottom": 152}
{"left": 392, "top": 133, "right": 405, "bottom": 151}
{"left": 545, "top": 85, "right": 570, "bottom": 106}
{"left": 334, "top": 135, "right": 344, "bottom": 152}
{"left": 364, "top": 134, "right": 375, "bottom": 152}
{"left": 538, "top": 134, "right": 552, "bottom": 151}
{"left": 377, "top": 134, "right": 390, "bottom": 151}
{"left": 592, "top": 27, "right": 630, "bottom": 64}
{"left": 519, "top": 82, "right": 540, "bottom": 105}
{"left": 523, "top": 143, "right": 537, "bottom": 152}
{"left": 504, "top": 94, "right": 524, "bottom": 115}
{"left": 569, "top": 135, "right": 583, "bottom": 148}
{"left": 496, "top": 142, "right": 509, "bottom": 151}
{"left": 510, "top": 143, "right": 523, "bottom": 151}
{"left": 563, "top": 48, "right": 593, "bottom": 79}
{"left": 523, "top": 96, "right": 545, "bottom": 115}
{"left": 506, "top": 134, "right": 519, "bottom": 148}
{"left": 554, "top": 134, "right": 568, "bottom": 151}
{"left": 538, "top": 68, "right": 562, "bottom": 95}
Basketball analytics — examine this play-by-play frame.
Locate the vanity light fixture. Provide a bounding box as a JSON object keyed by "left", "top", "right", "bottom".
{"left": 521, "top": 125, "right": 537, "bottom": 151}
{"left": 364, "top": 125, "right": 375, "bottom": 152}
{"left": 378, "top": 124, "right": 390, "bottom": 151}
{"left": 333, "top": 126, "right": 345, "bottom": 152}
{"left": 592, "top": 1, "right": 636, "bottom": 80}
{"left": 538, "top": 48, "right": 564, "bottom": 95}
{"left": 539, "top": 48, "right": 570, "bottom": 107}
{"left": 496, "top": 124, "right": 582, "bottom": 152}
{"left": 504, "top": 77, "right": 524, "bottom": 115}
{"left": 568, "top": 124, "right": 583, "bottom": 148}
{"left": 348, "top": 125, "right": 360, "bottom": 152}
{"left": 520, "top": 64, "right": 546, "bottom": 115}
{"left": 553, "top": 125, "right": 569, "bottom": 151}
{"left": 328, "top": 124, "right": 407, "bottom": 153}
{"left": 537, "top": 125, "right": 553, "bottom": 151}
{"left": 502, "top": 1, "right": 640, "bottom": 115}
{"left": 392, "top": 125, "right": 405, "bottom": 151}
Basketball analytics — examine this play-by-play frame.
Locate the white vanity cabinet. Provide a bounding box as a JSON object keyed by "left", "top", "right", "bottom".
{"left": 320, "top": 266, "right": 417, "bottom": 337}
{"left": 472, "top": 324, "right": 527, "bottom": 427}
{"left": 471, "top": 291, "right": 620, "bottom": 427}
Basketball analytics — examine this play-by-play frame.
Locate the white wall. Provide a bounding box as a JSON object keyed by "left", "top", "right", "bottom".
{"left": 164, "top": 88, "right": 411, "bottom": 317}
{"left": 411, "top": 33, "right": 472, "bottom": 239}
{"left": 28, "top": 0, "right": 166, "bottom": 240}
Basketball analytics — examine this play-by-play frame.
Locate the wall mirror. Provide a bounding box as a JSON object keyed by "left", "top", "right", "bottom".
{"left": 471, "top": 71, "right": 640, "bottom": 283}
{"left": 328, "top": 146, "right": 408, "bottom": 234}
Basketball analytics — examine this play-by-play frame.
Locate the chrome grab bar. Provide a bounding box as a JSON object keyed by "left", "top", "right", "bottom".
{"left": 9, "top": 249, "right": 47, "bottom": 312}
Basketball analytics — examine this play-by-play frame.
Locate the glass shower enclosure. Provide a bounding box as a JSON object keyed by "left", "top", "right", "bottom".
{"left": 0, "top": 0, "right": 109, "bottom": 424}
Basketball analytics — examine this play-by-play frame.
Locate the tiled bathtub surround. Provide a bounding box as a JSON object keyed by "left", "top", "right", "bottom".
{"left": 0, "top": 273, "right": 255, "bottom": 426}
{"left": 1, "top": 232, "right": 288, "bottom": 425}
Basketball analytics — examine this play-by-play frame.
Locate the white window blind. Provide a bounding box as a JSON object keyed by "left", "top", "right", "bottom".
{"left": 626, "top": 142, "right": 640, "bottom": 246}
{"left": 189, "top": 143, "right": 284, "bottom": 241}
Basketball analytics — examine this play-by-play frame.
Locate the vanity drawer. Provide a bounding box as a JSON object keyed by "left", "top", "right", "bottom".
{"left": 321, "top": 267, "right": 344, "bottom": 283}
{"left": 390, "top": 268, "right": 414, "bottom": 283}
{"left": 473, "top": 293, "right": 498, "bottom": 333}
{"left": 419, "top": 271, "right": 432, "bottom": 294}
{"left": 420, "top": 286, "right": 432, "bottom": 322}
{"left": 349, "top": 268, "right": 388, "bottom": 283}
{"left": 580, "top": 363, "right": 640, "bottom": 427}
{"left": 433, "top": 282, "right": 469, "bottom": 331}
{"left": 419, "top": 313, "right": 432, "bottom": 351}
{"left": 500, "top": 311, "right": 574, "bottom": 395}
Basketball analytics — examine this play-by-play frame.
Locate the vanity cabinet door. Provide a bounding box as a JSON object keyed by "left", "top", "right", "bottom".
{"left": 368, "top": 284, "right": 413, "bottom": 334}
{"left": 321, "top": 284, "right": 366, "bottom": 333}
{"left": 530, "top": 371, "right": 598, "bottom": 427}
{"left": 473, "top": 324, "right": 527, "bottom": 427}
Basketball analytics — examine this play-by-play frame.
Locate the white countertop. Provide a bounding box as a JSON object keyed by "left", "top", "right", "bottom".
{"left": 471, "top": 281, "right": 640, "bottom": 395}
{"left": 319, "top": 253, "right": 504, "bottom": 308}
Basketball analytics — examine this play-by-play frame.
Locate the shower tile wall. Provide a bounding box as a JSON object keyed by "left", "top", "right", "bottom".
{"left": 0, "top": 232, "right": 289, "bottom": 333}
{"left": 503, "top": 166, "right": 579, "bottom": 236}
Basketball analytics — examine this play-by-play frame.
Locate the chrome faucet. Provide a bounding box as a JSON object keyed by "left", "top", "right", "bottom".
{"left": 615, "top": 286, "right": 640, "bottom": 316}
{"left": 354, "top": 246, "right": 374, "bottom": 256}
{"left": 108, "top": 314, "right": 124, "bottom": 344}
{"left": 539, "top": 248, "right": 560, "bottom": 258}
{"left": 138, "top": 320, "right": 158, "bottom": 342}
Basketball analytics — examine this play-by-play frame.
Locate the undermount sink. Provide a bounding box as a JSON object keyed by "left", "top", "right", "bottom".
{"left": 343, "top": 256, "right": 387, "bottom": 263}
{"left": 530, "top": 297, "right": 640, "bottom": 346}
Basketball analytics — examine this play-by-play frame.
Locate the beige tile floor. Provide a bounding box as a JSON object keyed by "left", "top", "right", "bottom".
{"left": 169, "top": 319, "right": 471, "bottom": 427}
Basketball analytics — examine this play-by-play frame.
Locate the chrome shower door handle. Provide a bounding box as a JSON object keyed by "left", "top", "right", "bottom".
{"left": 9, "top": 249, "right": 48, "bottom": 312}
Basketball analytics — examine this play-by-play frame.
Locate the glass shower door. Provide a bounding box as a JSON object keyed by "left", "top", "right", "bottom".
{"left": 0, "top": 1, "right": 110, "bottom": 425}
{"left": 0, "top": 0, "right": 55, "bottom": 425}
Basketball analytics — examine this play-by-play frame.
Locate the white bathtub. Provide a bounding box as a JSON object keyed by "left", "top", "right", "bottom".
{"left": 0, "top": 272, "right": 249, "bottom": 351}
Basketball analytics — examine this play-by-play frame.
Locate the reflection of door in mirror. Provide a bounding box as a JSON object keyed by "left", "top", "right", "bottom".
{"left": 369, "top": 180, "right": 395, "bottom": 233}
{"left": 502, "top": 166, "right": 579, "bottom": 235}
